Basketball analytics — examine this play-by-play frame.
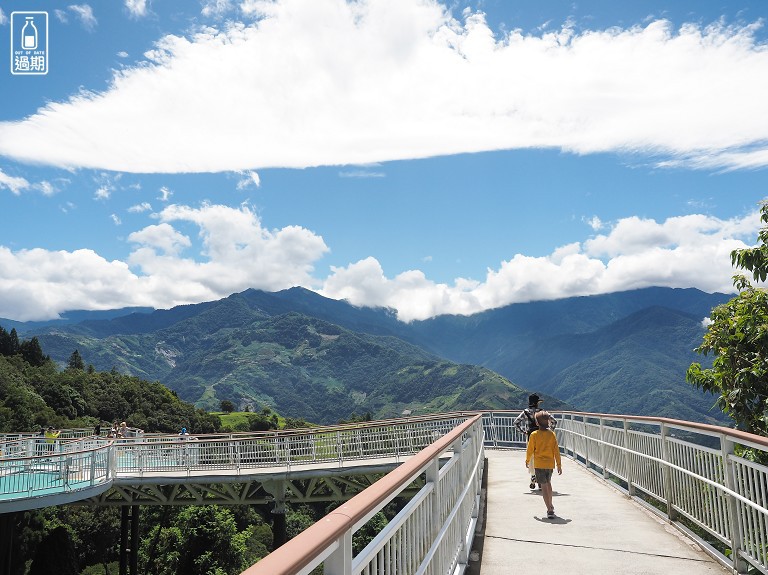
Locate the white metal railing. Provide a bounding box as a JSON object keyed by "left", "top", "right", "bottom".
{"left": 240, "top": 414, "right": 484, "bottom": 575}
{"left": 6, "top": 410, "right": 767, "bottom": 575}
{"left": 110, "top": 416, "right": 465, "bottom": 476}
{"left": 0, "top": 414, "right": 470, "bottom": 509}
{"left": 0, "top": 441, "right": 114, "bottom": 511}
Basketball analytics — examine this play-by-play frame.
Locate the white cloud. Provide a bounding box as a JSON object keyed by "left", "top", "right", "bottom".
{"left": 68, "top": 4, "right": 97, "bottom": 30}
{"left": 1, "top": 1, "right": 767, "bottom": 173}
{"left": 128, "top": 202, "right": 152, "bottom": 213}
{"left": 585, "top": 215, "right": 603, "bottom": 231}
{"left": 321, "top": 211, "right": 758, "bottom": 321}
{"left": 339, "top": 169, "right": 386, "bottom": 178}
{"left": 236, "top": 170, "right": 260, "bottom": 189}
{"left": 124, "top": 0, "right": 148, "bottom": 18}
{"left": 0, "top": 9, "right": 8, "bottom": 26}
{"left": 158, "top": 186, "right": 173, "bottom": 202}
{"left": 111, "top": 214, "right": 122, "bottom": 225}
{"left": 34, "top": 181, "right": 57, "bottom": 196}
{"left": 202, "top": 0, "right": 235, "bottom": 18}
{"left": 54, "top": 9, "right": 68, "bottom": 23}
{"left": 94, "top": 186, "right": 111, "bottom": 200}
{"left": 128, "top": 222, "right": 191, "bottom": 256}
{"left": 0, "top": 203, "right": 759, "bottom": 322}
{"left": 0, "top": 169, "right": 30, "bottom": 195}
{"left": 117, "top": 51, "right": 129, "bottom": 58}
{"left": 0, "top": 202, "right": 329, "bottom": 321}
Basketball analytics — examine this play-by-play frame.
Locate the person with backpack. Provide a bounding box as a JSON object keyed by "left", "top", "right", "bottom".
{"left": 525, "top": 410, "right": 563, "bottom": 518}
{"left": 514, "top": 393, "right": 557, "bottom": 489}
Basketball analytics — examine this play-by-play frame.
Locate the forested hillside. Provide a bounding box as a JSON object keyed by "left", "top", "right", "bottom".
{"left": 0, "top": 324, "right": 218, "bottom": 434}
{"left": 480, "top": 306, "right": 726, "bottom": 424}
{"left": 26, "top": 305, "right": 556, "bottom": 423}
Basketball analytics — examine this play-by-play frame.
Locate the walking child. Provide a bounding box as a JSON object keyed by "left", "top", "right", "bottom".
{"left": 525, "top": 410, "right": 562, "bottom": 518}
{"left": 514, "top": 393, "right": 557, "bottom": 489}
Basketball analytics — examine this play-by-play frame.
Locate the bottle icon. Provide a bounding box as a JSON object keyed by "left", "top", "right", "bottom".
{"left": 22, "top": 17, "right": 38, "bottom": 50}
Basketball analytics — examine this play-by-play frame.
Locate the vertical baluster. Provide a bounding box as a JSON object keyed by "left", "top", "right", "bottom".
{"left": 755, "top": 463, "right": 768, "bottom": 572}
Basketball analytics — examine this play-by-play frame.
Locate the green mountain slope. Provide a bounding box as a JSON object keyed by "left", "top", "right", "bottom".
{"left": 31, "top": 302, "right": 553, "bottom": 423}
{"left": 20, "top": 286, "right": 731, "bottom": 424}
{"left": 506, "top": 306, "right": 724, "bottom": 423}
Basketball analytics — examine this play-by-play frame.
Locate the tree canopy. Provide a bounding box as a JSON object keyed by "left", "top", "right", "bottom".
{"left": 0, "top": 325, "right": 220, "bottom": 434}
{"left": 687, "top": 200, "right": 768, "bottom": 436}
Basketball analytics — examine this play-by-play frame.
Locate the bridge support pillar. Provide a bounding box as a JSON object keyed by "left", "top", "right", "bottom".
{"left": 119, "top": 505, "right": 140, "bottom": 575}
{"left": 0, "top": 512, "right": 18, "bottom": 575}
{"left": 263, "top": 480, "right": 288, "bottom": 549}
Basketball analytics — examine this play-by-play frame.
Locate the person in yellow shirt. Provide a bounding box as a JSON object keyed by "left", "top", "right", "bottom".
{"left": 44, "top": 426, "right": 60, "bottom": 457}
{"left": 525, "top": 411, "right": 562, "bottom": 519}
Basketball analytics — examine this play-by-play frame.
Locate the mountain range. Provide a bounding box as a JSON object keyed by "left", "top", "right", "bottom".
{"left": 3, "top": 286, "right": 732, "bottom": 425}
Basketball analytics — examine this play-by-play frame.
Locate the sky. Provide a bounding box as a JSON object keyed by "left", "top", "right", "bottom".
{"left": 0, "top": 0, "right": 767, "bottom": 323}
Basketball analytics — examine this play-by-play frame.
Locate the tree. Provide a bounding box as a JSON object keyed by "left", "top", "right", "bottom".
{"left": 687, "top": 200, "right": 768, "bottom": 437}
{"left": 220, "top": 400, "right": 235, "bottom": 413}
{"left": 29, "top": 526, "right": 79, "bottom": 575}
{"left": 19, "top": 337, "right": 47, "bottom": 367}
{"left": 0, "top": 326, "right": 13, "bottom": 356}
{"left": 68, "top": 350, "right": 85, "bottom": 370}
{"left": 172, "top": 506, "right": 248, "bottom": 575}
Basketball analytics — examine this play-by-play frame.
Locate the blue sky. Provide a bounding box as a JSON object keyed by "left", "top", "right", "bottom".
{"left": 1, "top": 0, "right": 767, "bottom": 322}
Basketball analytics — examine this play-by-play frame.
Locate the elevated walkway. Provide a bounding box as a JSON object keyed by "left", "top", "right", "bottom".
{"left": 3, "top": 412, "right": 767, "bottom": 574}
{"left": 479, "top": 449, "right": 728, "bottom": 575}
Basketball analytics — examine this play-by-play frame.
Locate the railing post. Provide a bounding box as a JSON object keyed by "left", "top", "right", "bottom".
{"left": 336, "top": 432, "right": 343, "bottom": 467}
{"left": 583, "top": 417, "right": 591, "bottom": 471}
{"left": 395, "top": 425, "right": 402, "bottom": 462}
{"left": 324, "top": 530, "right": 352, "bottom": 575}
{"left": 487, "top": 412, "right": 498, "bottom": 448}
{"left": 284, "top": 436, "right": 291, "bottom": 470}
{"left": 356, "top": 429, "right": 363, "bottom": 458}
{"left": 454, "top": 427, "right": 469, "bottom": 569}
{"left": 599, "top": 418, "right": 607, "bottom": 479}
{"left": 562, "top": 413, "right": 574, "bottom": 458}
{"left": 623, "top": 419, "right": 634, "bottom": 496}
{"left": 660, "top": 422, "right": 676, "bottom": 520}
{"left": 427, "top": 457, "right": 440, "bottom": 542}
{"left": 721, "top": 435, "right": 747, "bottom": 574}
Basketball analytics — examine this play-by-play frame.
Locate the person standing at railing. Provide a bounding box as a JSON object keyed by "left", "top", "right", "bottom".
{"left": 44, "top": 426, "right": 60, "bottom": 459}
{"left": 514, "top": 394, "right": 557, "bottom": 489}
{"left": 525, "top": 411, "right": 562, "bottom": 519}
{"left": 177, "top": 427, "right": 190, "bottom": 464}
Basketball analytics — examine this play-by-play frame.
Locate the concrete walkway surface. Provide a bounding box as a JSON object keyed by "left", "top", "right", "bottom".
{"left": 475, "top": 449, "right": 731, "bottom": 575}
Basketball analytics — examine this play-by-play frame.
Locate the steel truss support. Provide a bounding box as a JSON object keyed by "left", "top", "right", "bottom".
{"left": 80, "top": 471, "right": 423, "bottom": 507}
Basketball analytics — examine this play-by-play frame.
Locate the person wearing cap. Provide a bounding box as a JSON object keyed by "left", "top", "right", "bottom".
{"left": 514, "top": 393, "right": 557, "bottom": 489}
